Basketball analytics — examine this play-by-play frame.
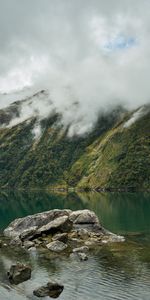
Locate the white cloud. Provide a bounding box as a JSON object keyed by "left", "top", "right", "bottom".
{"left": 0, "top": 0, "right": 150, "bottom": 134}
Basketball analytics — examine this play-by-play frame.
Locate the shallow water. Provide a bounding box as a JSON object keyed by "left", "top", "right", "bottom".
{"left": 0, "top": 191, "right": 150, "bottom": 300}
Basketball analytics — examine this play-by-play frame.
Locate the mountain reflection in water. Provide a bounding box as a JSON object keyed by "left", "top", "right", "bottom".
{"left": 0, "top": 191, "right": 150, "bottom": 300}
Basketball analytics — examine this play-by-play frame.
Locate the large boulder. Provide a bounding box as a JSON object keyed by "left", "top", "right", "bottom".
{"left": 4, "top": 209, "right": 71, "bottom": 239}
{"left": 33, "top": 282, "right": 64, "bottom": 298}
{"left": 7, "top": 263, "right": 31, "bottom": 285}
{"left": 3, "top": 209, "right": 124, "bottom": 249}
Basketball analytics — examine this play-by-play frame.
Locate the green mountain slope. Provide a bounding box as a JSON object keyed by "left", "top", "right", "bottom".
{"left": 0, "top": 99, "right": 150, "bottom": 191}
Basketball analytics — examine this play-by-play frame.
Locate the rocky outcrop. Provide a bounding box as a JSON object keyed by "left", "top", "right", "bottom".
{"left": 33, "top": 282, "right": 64, "bottom": 298}
{"left": 4, "top": 209, "right": 125, "bottom": 253}
{"left": 7, "top": 263, "right": 31, "bottom": 285}
{"left": 4, "top": 209, "right": 71, "bottom": 239}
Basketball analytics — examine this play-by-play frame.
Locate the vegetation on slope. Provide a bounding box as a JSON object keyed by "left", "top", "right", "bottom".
{"left": 0, "top": 102, "right": 149, "bottom": 190}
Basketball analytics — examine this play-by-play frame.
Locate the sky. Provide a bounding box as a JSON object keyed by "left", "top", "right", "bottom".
{"left": 0, "top": 0, "right": 150, "bottom": 134}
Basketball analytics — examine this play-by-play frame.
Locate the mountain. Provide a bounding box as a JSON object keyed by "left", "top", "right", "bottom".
{"left": 0, "top": 91, "right": 150, "bottom": 191}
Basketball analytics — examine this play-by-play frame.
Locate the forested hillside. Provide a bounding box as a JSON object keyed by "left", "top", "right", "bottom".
{"left": 0, "top": 96, "right": 150, "bottom": 191}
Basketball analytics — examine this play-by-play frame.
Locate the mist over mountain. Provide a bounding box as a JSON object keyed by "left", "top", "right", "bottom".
{"left": 0, "top": 1, "right": 150, "bottom": 191}
{"left": 0, "top": 0, "right": 150, "bottom": 136}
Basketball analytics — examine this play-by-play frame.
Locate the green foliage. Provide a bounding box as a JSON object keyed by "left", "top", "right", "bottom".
{"left": 0, "top": 108, "right": 150, "bottom": 190}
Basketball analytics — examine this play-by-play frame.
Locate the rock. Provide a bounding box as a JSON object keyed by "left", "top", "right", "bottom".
{"left": 23, "top": 240, "right": 35, "bottom": 249}
{"left": 84, "top": 238, "right": 101, "bottom": 247}
{"left": 73, "top": 246, "right": 89, "bottom": 253}
{"left": 69, "top": 210, "right": 99, "bottom": 225}
{"left": 7, "top": 263, "right": 31, "bottom": 285}
{"left": 52, "top": 233, "right": 68, "bottom": 243}
{"left": 3, "top": 209, "right": 124, "bottom": 250}
{"left": 9, "top": 237, "right": 22, "bottom": 247}
{"left": 77, "top": 252, "right": 88, "bottom": 261}
{"left": 33, "top": 282, "right": 64, "bottom": 298}
{"left": 4, "top": 209, "right": 71, "bottom": 239}
{"left": 28, "top": 246, "right": 37, "bottom": 252}
{"left": 34, "top": 239, "right": 42, "bottom": 246}
{"left": 46, "top": 241, "right": 68, "bottom": 252}
{"left": 101, "top": 234, "right": 125, "bottom": 244}
{"left": 37, "top": 216, "right": 73, "bottom": 235}
{"left": 19, "top": 226, "right": 38, "bottom": 241}
{"left": 77, "top": 228, "right": 90, "bottom": 239}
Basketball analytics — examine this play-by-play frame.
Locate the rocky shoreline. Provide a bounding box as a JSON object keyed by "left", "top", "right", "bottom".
{"left": 1, "top": 209, "right": 125, "bottom": 298}
{"left": 3, "top": 209, "right": 125, "bottom": 251}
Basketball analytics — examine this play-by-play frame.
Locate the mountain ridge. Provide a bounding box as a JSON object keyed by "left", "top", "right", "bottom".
{"left": 0, "top": 91, "right": 150, "bottom": 191}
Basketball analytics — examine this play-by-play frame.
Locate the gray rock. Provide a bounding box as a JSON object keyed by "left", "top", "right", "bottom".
{"left": 4, "top": 209, "right": 71, "bottom": 239}
{"left": 37, "top": 216, "right": 73, "bottom": 235}
{"left": 28, "top": 246, "right": 37, "bottom": 252}
{"left": 73, "top": 246, "right": 89, "bottom": 253}
{"left": 7, "top": 263, "right": 31, "bottom": 285}
{"left": 23, "top": 240, "right": 35, "bottom": 249}
{"left": 3, "top": 209, "right": 124, "bottom": 250}
{"left": 46, "top": 241, "right": 68, "bottom": 252}
{"left": 33, "top": 282, "right": 64, "bottom": 298}
{"left": 70, "top": 210, "right": 99, "bottom": 225}
{"left": 77, "top": 228, "right": 90, "bottom": 239}
{"left": 77, "top": 252, "right": 88, "bottom": 261}
{"left": 52, "top": 233, "right": 68, "bottom": 243}
{"left": 9, "top": 237, "right": 22, "bottom": 247}
{"left": 19, "top": 226, "right": 38, "bottom": 241}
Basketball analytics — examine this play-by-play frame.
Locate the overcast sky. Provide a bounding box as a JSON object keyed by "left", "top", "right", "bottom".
{"left": 0, "top": 0, "right": 150, "bottom": 133}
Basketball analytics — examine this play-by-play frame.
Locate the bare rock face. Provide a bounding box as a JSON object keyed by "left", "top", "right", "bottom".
{"left": 46, "top": 241, "right": 68, "bottom": 252}
{"left": 7, "top": 263, "right": 31, "bottom": 285}
{"left": 4, "top": 209, "right": 71, "bottom": 239}
{"left": 19, "top": 226, "right": 38, "bottom": 241}
{"left": 37, "top": 216, "right": 73, "bottom": 235}
{"left": 33, "top": 282, "right": 64, "bottom": 298}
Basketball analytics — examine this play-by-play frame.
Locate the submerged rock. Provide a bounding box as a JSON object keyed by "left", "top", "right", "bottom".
{"left": 33, "top": 281, "right": 64, "bottom": 298}
{"left": 7, "top": 263, "right": 31, "bottom": 285}
{"left": 73, "top": 246, "right": 89, "bottom": 253}
{"left": 46, "top": 240, "right": 68, "bottom": 252}
{"left": 77, "top": 252, "right": 88, "bottom": 261}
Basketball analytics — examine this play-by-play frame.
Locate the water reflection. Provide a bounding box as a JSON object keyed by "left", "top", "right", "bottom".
{"left": 0, "top": 237, "right": 150, "bottom": 300}
{"left": 0, "top": 190, "right": 150, "bottom": 234}
{"left": 0, "top": 191, "right": 150, "bottom": 300}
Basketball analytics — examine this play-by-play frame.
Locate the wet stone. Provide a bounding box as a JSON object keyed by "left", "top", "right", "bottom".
{"left": 33, "top": 281, "right": 64, "bottom": 298}
{"left": 7, "top": 263, "right": 31, "bottom": 285}
{"left": 46, "top": 240, "right": 68, "bottom": 253}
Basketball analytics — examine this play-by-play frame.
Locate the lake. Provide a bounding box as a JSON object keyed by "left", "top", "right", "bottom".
{"left": 0, "top": 191, "right": 150, "bottom": 300}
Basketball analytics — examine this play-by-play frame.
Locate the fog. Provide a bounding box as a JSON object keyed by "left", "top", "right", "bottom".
{"left": 0, "top": 0, "right": 150, "bottom": 134}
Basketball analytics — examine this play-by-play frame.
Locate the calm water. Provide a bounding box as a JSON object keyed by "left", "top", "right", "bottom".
{"left": 0, "top": 191, "right": 150, "bottom": 300}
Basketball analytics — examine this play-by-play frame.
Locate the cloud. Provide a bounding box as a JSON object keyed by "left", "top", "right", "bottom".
{"left": 0, "top": 0, "right": 150, "bottom": 134}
